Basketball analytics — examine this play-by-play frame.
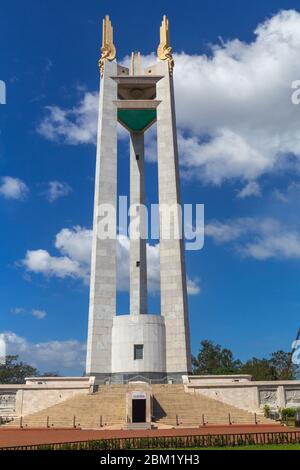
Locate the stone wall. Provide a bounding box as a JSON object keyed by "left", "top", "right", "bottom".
{"left": 111, "top": 315, "right": 166, "bottom": 375}
{"left": 194, "top": 385, "right": 259, "bottom": 412}
{"left": 2, "top": 375, "right": 300, "bottom": 420}
{"left": 184, "top": 375, "right": 300, "bottom": 413}
{"left": 0, "top": 389, "right": 17, "bottom": 417}
{"left": 285, "top": 389, "right": 300, "bottom": 407}
{"left": 0, "top": 377, "right": 94, "bottom": 418}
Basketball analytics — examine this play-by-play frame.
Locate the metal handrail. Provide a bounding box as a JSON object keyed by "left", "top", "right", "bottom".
{"left": 93, "top": 375, "right": 172, "bottom": 386}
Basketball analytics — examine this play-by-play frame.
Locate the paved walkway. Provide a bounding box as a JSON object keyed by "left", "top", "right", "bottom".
{"left": 0, "top": 424, "right": 294, "bottom": 449}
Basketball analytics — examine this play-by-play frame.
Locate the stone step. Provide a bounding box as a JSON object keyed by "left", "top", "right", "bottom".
{"left": 4, "top": 384, "right": 275, "bottom": 429}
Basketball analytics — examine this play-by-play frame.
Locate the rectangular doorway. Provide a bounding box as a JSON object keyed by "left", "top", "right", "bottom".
{"left": 132, "top": 399, "right": 146, "bottom": 423}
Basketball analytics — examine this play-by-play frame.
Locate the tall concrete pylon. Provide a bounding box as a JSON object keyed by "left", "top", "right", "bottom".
{"left": 86, "top": 15, "right": 192, "bottom": 383}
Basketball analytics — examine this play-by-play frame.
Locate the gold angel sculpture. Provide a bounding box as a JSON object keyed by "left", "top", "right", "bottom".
{"left": 157, "top": 16, "right": 174, "bottom": 74}
{"left": 99, "top": 16, "right": 116, "bottom": 77}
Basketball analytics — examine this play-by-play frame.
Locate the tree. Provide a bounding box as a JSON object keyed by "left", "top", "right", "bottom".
{"left": 192, "top": 340, "right": 299, "bottom": 381}
{"left": 269, "top": 350, "right": 298, "bottom": 380}
{"left": 240, "top": 351, "right": 298, "bottom": 381}
{"left": 240, "top": 358, "right": 277, "bottom": 381}
{"left": 192, "top": 340, "right": 242, "bottom": 375}
{"left": 0, "top": 355, "right": 38, "bottom": 384}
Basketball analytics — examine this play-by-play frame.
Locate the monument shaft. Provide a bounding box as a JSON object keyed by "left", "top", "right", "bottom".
{"left": 86, "top": 16, "right": 192, "bottom": 383}
{"left": 130, "top": 132, "right": 148, "bottom": 316}
{"left": 156, "top": 61, "right": 192, "bottom": 375}
{"left": 86, "top": 59, "right": 117, "bottom": 376}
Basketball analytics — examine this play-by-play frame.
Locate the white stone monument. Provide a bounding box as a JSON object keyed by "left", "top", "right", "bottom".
{"left": 86, "top": 16, "right": 192, "bottom": 383}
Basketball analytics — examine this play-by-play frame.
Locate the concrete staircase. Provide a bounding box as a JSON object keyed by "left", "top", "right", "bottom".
{"left": 152, "top": 384, "right": 272, "bottom": 426}
{"left": 8, "top": 385, "right": 127, "bottom": 429}
{"left": 5, "top": 384, "right": 273, "bottom": 429}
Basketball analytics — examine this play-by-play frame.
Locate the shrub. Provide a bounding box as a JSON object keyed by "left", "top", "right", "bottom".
{"left": 264, "top": 405, "right": 271, "bottom": 418}
{"left": 281, "top": 408, "right": 296, "bottom": 420}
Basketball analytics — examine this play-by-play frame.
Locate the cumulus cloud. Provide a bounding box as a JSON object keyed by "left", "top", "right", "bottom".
{"left": 44, "top": 181, "right": 72, "bottom": 202}
{"left": 21, "top": 226, "right": 200, "bottom": 295}
{"left": 55, "top": 226, "right": 92, "bottom": 265}
{"left": 1, "top": 332, "right": 85, "bottom": 373}
{"left": 0, "top": 176, "right": 29, "bottom": 200}
{"left": 22, "top": 249, "right": 84, "bottom": 280}
{"left": 21, "top": 227, "right": 160, "bottom": 291}
{"left": 206, "top": 217, "right": 300, "bottom": 260}
{"left": 174, "top": 10, "right": 300, "bottom": 184}
{"left": 37, "top": 10, "right": 300, "bottom": 185}
{"left": 37, "top": 92, "right": 99, "bottom": 145}
{"left": 242, "top": 231, "right": 300, "bottom": 260}
{"left": 22, "top": 228, "right": 92, "bottom": 283}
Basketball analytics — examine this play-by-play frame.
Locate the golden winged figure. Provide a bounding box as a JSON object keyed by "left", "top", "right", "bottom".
{"left": 99, "top": 15, "right": 116, "bottom": 77}
{"left": 157, "top": 16, "right": 174, "bottom": 74}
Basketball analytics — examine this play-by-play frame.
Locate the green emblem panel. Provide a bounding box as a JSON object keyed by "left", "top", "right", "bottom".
{"left": 118, "top": 109, "right": 157, "bottom": 132}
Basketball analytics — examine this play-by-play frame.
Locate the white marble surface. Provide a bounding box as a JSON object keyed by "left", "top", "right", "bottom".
{"left": 111, "top": 314, "right": 166, "bottom": 373}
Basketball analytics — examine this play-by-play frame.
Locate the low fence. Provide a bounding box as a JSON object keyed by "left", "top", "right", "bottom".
{"left": 1, "top": 431, "right": 300, "bottom": 450}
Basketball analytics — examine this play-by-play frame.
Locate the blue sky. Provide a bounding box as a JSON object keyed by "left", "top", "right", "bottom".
{"left": 1, "top": 0, "right": 300, "bottom": 374}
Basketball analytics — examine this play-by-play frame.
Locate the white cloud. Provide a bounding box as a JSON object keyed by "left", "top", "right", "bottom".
{"left": 31, "top": 309, "right": 47, "bottom": 320}
{"left": 242, "top": 231, "right": 300, "bottom": 260}
{"left": 206, "top": 217, "right": 300, "bottom": 260}
{"left": 11, "top": 307, "right": 26, "bottom": 315}
{"left": 0, "top": 176, "right": 29, "bottom": 200}
{"left": 237, "top": 181, "right": 261, "bottom": 199}
{"left": 37, "top": 11, "right": 300, "bottom": 185}
{"left": 45, "top": 181, "right": 72, "bottom": 202}
{"left": 173, "top": 10, "right": 300, "bottom": 184}
{"left": 21, "top": 228, "right": 161, "bottom": 292}
{"left": 11, "top": 307, "right": 47, "bottom": 320}
{"left": 22, "top": 249, "right": 83, "bottom": 280}
{"left": 37, "top": 92, "right": 99, "bottom": 145}
{"left": 206, "top": 219, "right": 248, "bottom": 243}
{"left": 22, "top": 226, "right": 200, "bottom": 295}
{"left": 178, "top": 130, "right": 269, "bottom": 184}
{"left": 1, "top": 332, "right": 85, "bottom": 373}
{"left": 54, "top": 226, "right": 92, "bottom": 265}
{"left": 187, "top": 278, "right": 201, "bottom": 295}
